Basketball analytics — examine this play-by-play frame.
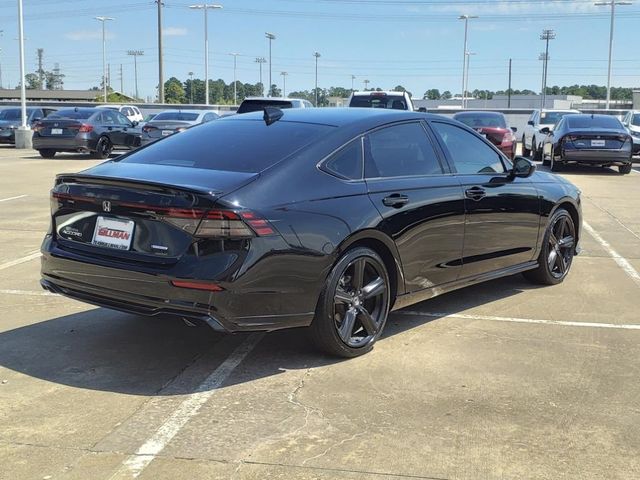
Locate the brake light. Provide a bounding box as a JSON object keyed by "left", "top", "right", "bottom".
{"left": 33, "top": 122, "right": 44, "bottom": 133}
{"left": 76, "top": 124, "right": 93, "bottom": 133}
{"left": 501, "top": 132, "right": 515, "bottom": 146}
{"left": 142, "top": 125, "right": 157, "bottom": 133}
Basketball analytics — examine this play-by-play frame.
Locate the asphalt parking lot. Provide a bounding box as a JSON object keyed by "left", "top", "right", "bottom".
{"left": 1, "top": 146, "right": 639, "bottom": 480}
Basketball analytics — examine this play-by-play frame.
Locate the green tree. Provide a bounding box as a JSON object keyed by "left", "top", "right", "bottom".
{"left": 164, "top": 77, "right": 186, "bottom": 104}
{"left": 268, "top": 84, "right": 281, "bottom": 97}
{"left": 423, "top": 89, "right": 440, "bottom": 100}
{"left": 24, "top": 73, "right": 43, "bottom": 89}
{"left": 440, "top": 91, "right": 452, "bottom": 100}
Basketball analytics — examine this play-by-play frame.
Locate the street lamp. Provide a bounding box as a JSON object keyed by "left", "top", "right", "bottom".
{"left": 188, "top": 71, "right": 194, "bottom": 103}
{"left": 95, "top": 16, "right": 114, "bottom": 103}
{"left": 229, "top": 52, "right": 240, "bottom": 105}
{"left": 464, "top": 51, "right": 476, "bottom": 105}
{"left": 351, "top": 74, "right": 356, "bottom": 93}
{"left": 127, "top": 50, "right": 143, "bottom": 100}
{"left": 595, "top": 1, "right": 632, "bottom": 109}
{"left": 255, "top": 57, "right": 266, "bottom": 95}
{"left": 265, "top": 32, "right": 276, "bottom": 96}
{"left": 539, "top": 29, "right": 555, "bottom": 109}
{"left": 16, "top": 0, "right": 29, "bottom": 148}
{"left": 313, "top": 52, "right": 321, "bottom": 106}
{"left": 458, "top": 14, "right": 478, "bottom": 108}
{"left": 190, "top": 4, "right": 223, "bottom": 105}
{"left": 280, "top": 71, "right": 288, "bottom": 97}
{"left": 363, "top": 79, "right": 370, "bottom": 90}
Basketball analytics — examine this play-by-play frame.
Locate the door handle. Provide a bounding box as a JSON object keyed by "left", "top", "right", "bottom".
{"left": 382, "top": 194, "right": 409, "bottom": 208}
{"left": 465, "top": 186, "right": 486, "bottom": 201}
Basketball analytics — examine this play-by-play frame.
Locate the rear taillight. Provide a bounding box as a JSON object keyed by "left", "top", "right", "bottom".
{"left": 78, "top": 124, "right": 93, "bottom": 133}
{"left": 142, "top": 125, "right": 157, "bottom": 133}
{"left": 33, "top": 122, "right": 44, "bottom": 133}
{"left": 162, "top": 209, "right": 275, "bottom": 238}
{"left": 501, "top": 132, "right": 515, "bottom": 145}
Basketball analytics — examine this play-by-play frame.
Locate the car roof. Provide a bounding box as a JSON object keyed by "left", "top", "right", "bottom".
{"left": 220, "top": 107, "right": 433, "bottom": 127}
{"left": 55, "top": 107, "right": 101, "bottom": 113}
{"left": 351, "top": 91, "right": 407, "bottom": 96}
{"left": 154, "top": 109, "right": 210, "bottom": 114}
{"left": 539, "top": 109, "right": 581, "bottom": 113}
{"left": 565, "top": 113, "right": 619, "bottom": 120}
{"left": 241, "top": 97, "right": 303, "bottom": 102}
{"left": 453, "top": 111, "right": 505, "bottom": 116}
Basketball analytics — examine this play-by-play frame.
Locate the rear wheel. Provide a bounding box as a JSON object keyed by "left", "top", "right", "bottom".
{"left": 532, "top": 136, "right": 542, "bottom": 161}
{"left": 619, "top": 163, "right": 632, "bottom": 174}
{"left": 309, "top": 247, "right": 390, "bottom": 358}
{"left": 550, "top": 155, "right": 563, "bottom": 172}
{"left": 521, "top": 136, "right": 530, "bottom": 157}
{"left": 92, "top": 136, "right": 112, "bottom": 159}
{"left": 38, "top": 149, "right": 56, "bottom": 159}
{"left": 523, "top": 208, "right": 575, "bottom": 285}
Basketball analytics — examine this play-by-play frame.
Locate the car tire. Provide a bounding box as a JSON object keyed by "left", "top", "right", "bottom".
{"left": 619, "top": 163, "right": 632, "bottom": 174}
{"left": 532, "top": 136, "right": 542, "bottom": 161}
{"left": 550, "top": 156, "right": 562, "bottom": 172}
{"left": 38, "top": 149, "right": 56, "bottom": 159}
{"left": 523, "top": 208, "right": 576, "bottom": 285}
{"left": 309, "top": 247, "right": 390, "bottom": 358}
{"left": 521, "top": 136, "right": 530, "bottom": 157}
{"left": 92, "top": 136, "right": 113, "bottom": 159}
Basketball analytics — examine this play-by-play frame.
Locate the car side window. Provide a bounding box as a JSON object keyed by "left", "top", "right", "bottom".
{"left": 114, "top": 112, "right": 131, "bottom": 126}
{"left": 431, "top": 122, "right": 506, "bottom": 175}
{"left": 365, "top": 122, "right": 444, "bottom": 178}
{"left": 323, "top": 139, "right": 363, "bottom": 180}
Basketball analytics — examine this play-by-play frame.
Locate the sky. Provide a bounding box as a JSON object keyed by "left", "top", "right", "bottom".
{"left": 0, "top": 0, "right": 638, "bottom": 102}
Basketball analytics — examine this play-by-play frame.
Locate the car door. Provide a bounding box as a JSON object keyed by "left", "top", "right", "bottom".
{"left": 113, "top": 111, "right": 139, "bottom": 148}
{"left": 364, "top": 121, "right": 466, "bottom": 292}
{"left": 429, "top": 121, "right": 541, "bottom": 279}
{"left": 98, "top": 110, "right": 123, "bottom": 145}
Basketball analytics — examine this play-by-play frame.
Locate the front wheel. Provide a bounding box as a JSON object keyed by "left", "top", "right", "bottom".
{"left": 619, "top": 163, "right": 632, "bottom": 174}
{"left": 523, "top": 208, "right": 576, "bottom": 285}
{"left": 38, "top": 149, "right": 56, "bottom": 159}
{"left": 309, "top": 247, "right": 390, "bottom": 358}
{"left": 92, "top": 136, "right": 113, "bottom": 159}
{"left": 550, "top": 155, "right": 563, "bottom": 172}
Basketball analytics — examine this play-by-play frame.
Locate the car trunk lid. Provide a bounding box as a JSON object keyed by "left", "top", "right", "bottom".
{"left": 564, "top": 129, "right": 629, "bottom": 150}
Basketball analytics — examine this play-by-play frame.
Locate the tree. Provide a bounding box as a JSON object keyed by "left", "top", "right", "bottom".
{"left": 268, "top": 84, "right": 281, "bottom": 97}
{"left": 440, "top": 91, "right": 452, "bottom": 99}
{"left": 328, "top": 87, "right": 351, "bottom": 98}
{"left": 423, "top": 89, "right": 440, "bottom": 100}
{"left": 24, "top": 73, "right": 43, "bottom": 90}
{"left": 164, "top": 77, "right": 186, "bottom": 104}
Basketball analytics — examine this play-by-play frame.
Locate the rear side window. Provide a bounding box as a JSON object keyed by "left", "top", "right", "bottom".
{"left": 237, "top": 100, "right": 294, "bottom": 114}
{"left": 431, "top": 122, "right": 506, "bottom": 175}
{"left": 350, "top": 95, "right": 407, "bottom": 110}
{"left": 121, "top": 119, "right": 334, "bottom": 173}
{"left": 567, "top": 115, "right": 623, "bottom": 129}
{"left": 323, "top": 139, "right": 362, "bottom": 180}
{"left": 454, "top": 113, "right": 507, "bottom": 128}
{"left": 153, "top": 112, "right": 199, "bottom": 121}
{"left": 365, "top": 122, "right": 443, "bottom": 178}
{"left": 49, "top": 110, "right": 93, "bottom": 120}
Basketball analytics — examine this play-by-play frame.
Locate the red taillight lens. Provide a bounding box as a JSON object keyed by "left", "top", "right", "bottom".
{"left": 78, "top": 124, "right": 93, "bottom": 133}
{"left": 33, "top": 122, "right": 44, "bottom": 133}
{"left": 142, "top": 125, "right": 157, "bottom": 133}
{"left": 501, "top": 132, "right": 515, "bottom": 145}
{"left": 162, "top": 209, "right": 275, "bottom": 238}
{"left": 170, "top": 280, "right": 224, "bottom": 292}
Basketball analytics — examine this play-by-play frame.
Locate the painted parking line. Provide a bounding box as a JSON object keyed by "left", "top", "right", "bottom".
{"left": 0, "top": 194, "right": 28, "bottom": 203}
{"left": 395, "top": 311, "right": 640, "bottom": 330}
{"left": 0, "top": 251, "right": 41, "bottom": 271}
{"left": 583, "top": 221, "right": 640, "bottom": 288}
{"left": 0, "top": 289, "right": 54, "bottom": 297}
{"left": 108, "top": 333, "right": 264, "bottom": 480}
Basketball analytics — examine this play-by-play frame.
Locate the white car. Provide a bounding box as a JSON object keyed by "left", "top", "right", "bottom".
{"left": 522, "top": 109, "right": 580, "bottom": 161}
{"left": 96, "top": 104, "right": 144, "bottom": 123}
{"left": 621, "top": 110, "right": 640, "bottom": 155}
{"left": 348, "top": 91, "right": 414, "bottom": 111}
{"left": 236, "top": 97, "right": 314, "bottom": 114}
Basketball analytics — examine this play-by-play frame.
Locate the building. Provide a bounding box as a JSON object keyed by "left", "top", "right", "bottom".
{"left": 0, "top": 89, "right": 100, "bottom": 102}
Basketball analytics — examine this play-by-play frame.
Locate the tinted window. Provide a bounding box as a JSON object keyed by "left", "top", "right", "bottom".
{"left": 632, "top": 114, "right": 640, "bottom": 127}
{"left": 324, "top": 139, "right": 362, "bottom": 180}
{"left": 237, "top": 100, "right": 294, "bottom": 114}
{"left": 366, "top": 122, "right": 443, "bottom": 178}
{"left": 101, "top": 110, "right": 119, "bottom": 125}
{"left": 0, "top": 109, "right": 23, "bottom": 120}
{"left": 114, "top": 112, "right": 131, "bottom": 126}
{"left": 153, "top": 112, "right": 200, "bottom": 121}
{"left": 203, "top": 112, "right": 218, "bottom": 122}
{"left": 567, "top": 115, "right": 622, "bottom": 129}
{"left": 120, "top": 119, "right": 334, "bottom": 173}
{"left": 540, "top": 111, "right": 574, "bottom": 125}
{"left": 431, "top": 122, "right": 505, "bottom": 175}
{"left": 349, "top": 95, "right": 407, "bottom": 110}
{"left": 49, "top": 110, "right": 94, "bottom": 120}
{"left": 454, "top": 112, "right": 507, "bottom": 128}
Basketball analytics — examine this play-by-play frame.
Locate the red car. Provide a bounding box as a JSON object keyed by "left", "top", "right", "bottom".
{"left": 453, "top": 111, "right": 517, "bottom": 159}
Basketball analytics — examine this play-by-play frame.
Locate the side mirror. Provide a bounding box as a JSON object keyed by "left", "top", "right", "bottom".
{"left": 510, "top": 156, "right": 536, "bottom": 179}
{"left": 539, "top": 127, "right": 551, "bottom": 135}
{"left": 131, "top": 121, "right": 139, "bottom": 127}
{"left": 511, "top": 126, "right": 517, "bottom": 133}
{"left": 527, "top": 120, "right": 534, "bottom": 126}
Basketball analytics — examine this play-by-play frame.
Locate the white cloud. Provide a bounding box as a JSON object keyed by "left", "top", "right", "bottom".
{"left": 65, "top": 30, "right": 115, "bottom": 41}
{"left": 163, "top": 27, "right": 188, "bottom": 37}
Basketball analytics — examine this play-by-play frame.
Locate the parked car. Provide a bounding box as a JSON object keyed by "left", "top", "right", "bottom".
{"left": 621, "top": 110, "right": 640, "bottom": 155}
{"left": 541, "top": 113, "right": 632, "bottom": 173}
{"left": 348, "top": 91, "right": 414, "bottom": 111}
{"left": 236, "top": 97, "right": 313, "bottom": 114}
{"left": 97, "top": 104, "right": 144, "bottom": 123}
{"left": 32, "top": 107, "right": 141, "bottom": 159}
{"left": 140, "top": 110, "right": 218, "bottom": 146}
{"left": 523, "top": 109, "right": 580, "bottom": 160}
{"left": 41, "top": 108, "right": 581, "bottom": 358}
{"left": 452, "top": 111, "right": 517, "bottom": 159}
{"left": 0, "top": 107, "right": 56, "bottom": 145}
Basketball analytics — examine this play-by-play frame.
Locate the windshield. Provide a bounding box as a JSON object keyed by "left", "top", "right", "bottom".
{"left": 237, "top": 100, "right": 294, "bottom": 114}
{"left": 349, "top": 95, "right": 407, "bottom": 110}
{"left": 153, "top": 112, "right": 200, "bottom": 121}
{"left": 540, "top": 111, "right": 575, "bottom": 125}
{"left": 567, "top": 115, "right": 623, "bottom": 129}
{"left": 120, "top": 119, "right": 335, "bottom": 173}
{"left": 48, "top": 110, "right": 94, "bottom": 120}
{"left": 454, "top": 113, "right": 507, "bottom": 129}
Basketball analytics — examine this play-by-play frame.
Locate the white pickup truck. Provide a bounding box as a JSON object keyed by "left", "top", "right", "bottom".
{"left": 522, "top": 109, "right": 580, "bottom": 161}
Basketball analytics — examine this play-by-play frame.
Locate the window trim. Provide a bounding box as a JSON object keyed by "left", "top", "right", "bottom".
{"left": 317, "top": 136, "right": 365, "bottom": 182}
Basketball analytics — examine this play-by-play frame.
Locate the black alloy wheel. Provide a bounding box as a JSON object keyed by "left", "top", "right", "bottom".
{"left": 521, "top": 136, "right": 531, "bottom": 157}
{"left": 524, "top": 208, "right": 575, "bottom": 285}
{"left": 38, "top": 149, "right": 56, "bottom": 159}
{"left": 92, "top": 136, "right": 113, "bottom": 159}
{"left": 310, "top": 247, "right": 390, "bottom": 357}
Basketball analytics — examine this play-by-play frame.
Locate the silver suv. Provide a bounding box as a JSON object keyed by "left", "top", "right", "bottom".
{"left": 523, "top": 109, "right": 579, "bottom": 161}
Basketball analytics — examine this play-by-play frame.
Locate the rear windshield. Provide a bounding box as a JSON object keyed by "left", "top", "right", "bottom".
{"left": 540, "top": 111, "right": 574, "bottom": 125}
{"left": 349, "top": 95, "right": 407, "bottom": 110}
{"left": 454, "top": 113, "right": 507, "bottom": 129}
{"left": 48, "top": 110, "right": 94, "bottom": 120}
{"left": 120, "top": 119, "right": 335, "bottom": 173}
{"left": 567, "top": 116, "right": 622, "bottom": 130}
{"left": 153, "top": 112, "right": 200, "bottom": 121}
{"left": 237, "top": 100, "right": 294, "bottom": 114}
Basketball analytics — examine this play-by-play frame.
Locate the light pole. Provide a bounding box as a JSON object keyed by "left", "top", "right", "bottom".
{"left": 157, "top": 0, "right": 163, "bottom": 103}
{"left": 280, "top": 71, "right": 288, "bottom": 97}
{"left": 464, "top": 51, "right": 476, "bottom": 106}
{"left": 363, "top": 79, "right": 370, "bottom": 90}
{"left": 95, "top": 16, "right": 114, "bottom": 102}
{"left": 0, "top": 30, "right": 4, "bottom": 89}
{"left": 540, "top": 29, "right": 555, "bottom": 109}
{"left": 351, "top": 74, "right": 356, "bottom": 93}
{"left": 595, "top": 1, "right": 631, "bottom": 109}
{"left": 313, "top": 52, "right": 321, "bottom": 106}
{"left": 190, "top": 4, "right": 223, "bottom": 105}
{"left": 255, "top": 57, "right": 266, "bottom": 95}
{"left": 16, "top": 0, "right": 30, "bottom": 149}
{"left": 458, "top": 14, "right": 478, "bottom": 108}
{"left": 188, "top": 71, "right": 194, "bottom": 103}
{"left": 538, "top": 52, "right": 549, "bottom": 108}
{"left": 265, "top": 32, "right": 276, "bottom": 96}
{"left": 127, "top": 50, "right": 143, "bottom": 100}
{"left": 229, "top": 52, "right": 240, "bottom": 105}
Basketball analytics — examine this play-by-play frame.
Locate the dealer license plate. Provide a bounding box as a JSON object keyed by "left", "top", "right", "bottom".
{"left": 591, "top": 139, "right": 606, "bottom": 147}
{"left": 92, "top": 216, "right": 134, "bottom": 250}
{"left": 51, "top": 128, "right": 63, "bottom": 135}
{"left": 161, "top": 130, "right": 173, "bottom": 136}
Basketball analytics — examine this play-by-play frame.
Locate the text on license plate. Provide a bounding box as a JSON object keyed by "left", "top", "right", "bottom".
{"left": 92, "top": 216, "right": 134, "bottom": 250}
{"left": 591, "top": 139, "right": 606, "bottom": 147}
{"left": 161, "top": 130, "right": 174, "bottom": 136}
{"left": 51, "top": 128, "right": 63, "bottom": 135}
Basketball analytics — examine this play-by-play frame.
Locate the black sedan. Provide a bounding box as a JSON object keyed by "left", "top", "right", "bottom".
{"left": 33, "top": 108, "right": 141, "bottom": 159}
{"left": 541, "top": 114, "right": 633, "bottom": 174}
{"left": 41, "top": 108, "right": 582, "bottom": 357}
{"left": 0, "top": 107, "right": 56, "bottom": 145}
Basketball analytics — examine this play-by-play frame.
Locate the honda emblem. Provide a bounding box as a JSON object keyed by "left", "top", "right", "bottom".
{"left": 102, "top": 201, "right": 111, "bottom": 212}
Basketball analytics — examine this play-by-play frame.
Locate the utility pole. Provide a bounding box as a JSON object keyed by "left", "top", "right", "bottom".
{"left": 351, "top": 74, "right": 355, "bottom": 93}
{"left": 265, "top": 32, "right": 276, "bottom": 96}
{"left": 95, "top": 16, "right": 114, "bottom": 103}
{"left": 507, "top": 58, "right": 512, "bottom": 108}
{"left": 107, "top": 63, "right": 111, "bottom": 90}
{"left": 255, "top": 57, "right": 266, "bottom": 95}
{"left": 459, "top": 14, "right": 478, "bottom": 108}
{"left": 229, "top": 52, "right": 240, "bottom": 105}
{"left": 313, "top": 51, "right": 320, "bottom": 106}
{"left": 119, "top": 63, "right": 123, "bottom": 94}
{"left": 363, "top": 79, "right": 370, "bottom": 90}
{"left": 280, "top": 71, "right": 288, "bottom": 97}
{"left": 464, "top": 51, "right": 476, "bottom": 106}
{"left": 188, "top": 71, "right": 194, "bottom": 103}
{"left": 156, "top": 0, "right": 164, "bottom": 103}
{"left": 36, "top": 48, "right": 44, "bottom": 87}
{"left": 540, "top": 29, "right": 555, "bottom": 109}
{"left": 16, "top": 0, "right": 31, "bottom": 149}
{"left": 127, "top": 50, "right": 144, "bottom": 100}
{"left": 190, "top": 4, "right": 223, "bottom": 105}
{"left": 0, "top": 30, "right": 3, "bottom": 89}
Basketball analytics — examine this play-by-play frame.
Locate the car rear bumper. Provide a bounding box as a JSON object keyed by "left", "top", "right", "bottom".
{"left": 0, "top": 130, "right": 16, "bottom": 144}
{"left": 33, "top": 135, "right": 95, "bottom": 152}
{"left": 561, "top": 149, "right": 631, "bottom": 165}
